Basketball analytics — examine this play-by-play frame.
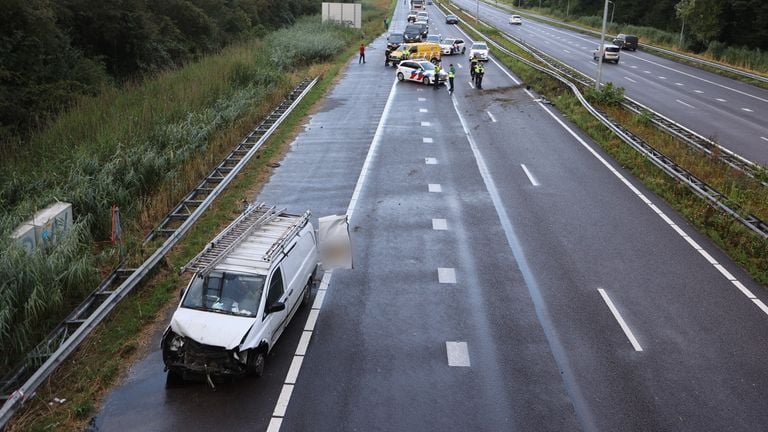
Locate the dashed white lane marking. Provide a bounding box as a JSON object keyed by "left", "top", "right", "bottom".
{"left": 742, "top": 107, "right": 754, "bottom": 112}
{"left": 268, "top": 78, "right": 400, "bottom": 430}
{"left": 761, "top": 136, "right": 768, "bottom": 142}
{"left": 544, "top": 40, "right": 550, "bottom": 44}
{"left": 418, "top": 97, "right": 426, "bottom": 101}
{"left": 420, "top": 108, "right": 428, "bottom": 113}
{"left": 428, "top": 183, "right": 442, "bottom": 192}
{"left": 423, "top": 137, "right": 434, "bottom": 143}
{"left": 421, "top": 121, "right": 431, "bottom": 126}
{"left": 304, "top": 309, "right": 319, "bottom": 331}
{"left": 563, "top": 49, "right": 570, "bottom": 53}
{"left": 643, "top": 70, "right": 651, "bottom": 74}
{"left": 273, "top": 384, "right": 294, "bottom": 417}
{"left": 630, "top": 65, "right": 637, "bottom": 69}
{"left": 446, "top": 342, "right": 471, "bottom": 367}
{"left": 675, "top": 82, "right": 684, "bottom": 86}
{"left": 295, "top": 331, "right": 312, "bottom": 356}
{"left": 285, "top": 356, "right": 304, "bottom": 384}
{"left": 432, "top": 218, "right": 448, "bottom": 230}
{"left": 425, "top": 157, "right": 438, "bottom": 164}
{"left": 457, "top": 63, "right": 463, "bottom": 68}
{"left": 438, "top": 267, "right": 457, "bottom": 283}
{"left": 694, "top": 89, "right": 704, "bottom": 94}
{"left": 658, "top": 76, "right": 667, "bottom": 80}
{"left": 521, "top": 164, "right": 539, "bottom": 186}
{"left": 486, "top": 110, "right": 497, "bottom": 122}
{"left": 266, "top": 418, "right": 282, "bottom": 432}
{"left": 598, "top": 289, "right": 643, "bottom": 352}
{"left": 716, "top": 98, "right": 727, "bottom": 102}
{"left": 754, "top": 299, "right": 768, "bottom": 316}
{"left": 676, "top": 99, "right": 696, "bottom": 109}
{"left": 468, "top": 81, "right": 475, "bottom": 88}
{"left": 624, "top": 76, "right": 637, "bottom": 83}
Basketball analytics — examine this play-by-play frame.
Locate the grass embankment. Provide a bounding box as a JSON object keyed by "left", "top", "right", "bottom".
{"left": 443, "top": 3, "right": 768, "bottom": 285}
{"left": 0, "top": 17, "right": 366, "bottom": 375}
{"left": 7, "top": 0, "right": 393, "bottom": 430}
{"left": 489, "top": 1, "right": 768, "bottom": 86}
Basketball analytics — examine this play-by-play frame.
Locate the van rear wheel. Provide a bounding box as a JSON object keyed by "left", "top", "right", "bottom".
{"left": 302, "top": 276, "right": 312, "bottom": 307}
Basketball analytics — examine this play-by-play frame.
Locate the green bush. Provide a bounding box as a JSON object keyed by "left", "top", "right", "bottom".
{"left": 586, "top": 82, "right": 625, "bottom": 106}
{"left": 266, "top": 18, "right": 359, "bottom": 70}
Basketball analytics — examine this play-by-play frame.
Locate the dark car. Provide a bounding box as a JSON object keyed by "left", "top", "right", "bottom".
{"left": 445, "top": 14, "right": 459, "bottom": 24}
{"left": 404, "top": 24, "right": 423, "bottom": 43}
{"left": 387, "top": 32, "right": 404, "bottom": 50}
{"left": 613, "top": 34, "right": 639, "bottom": 51}
{"left": 415, "top": 22, "right": 429, "bottom": 38}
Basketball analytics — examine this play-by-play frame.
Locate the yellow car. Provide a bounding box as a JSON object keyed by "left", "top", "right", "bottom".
{"left": 388, "top": 43, "right": 442, "bottom": 66}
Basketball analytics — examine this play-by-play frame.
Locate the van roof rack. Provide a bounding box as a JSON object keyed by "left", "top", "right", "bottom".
{"left": 181, "top": 203, "right": 311, "bottom": 275}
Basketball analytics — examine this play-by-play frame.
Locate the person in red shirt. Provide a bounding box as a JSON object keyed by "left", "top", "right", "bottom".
{"left": 359, "top": 44, "right": 366, "bottom": 64}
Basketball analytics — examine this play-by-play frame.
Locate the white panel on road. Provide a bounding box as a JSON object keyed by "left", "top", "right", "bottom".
{"left": 421, "top": 121, "right": 431, "bottom": 126}
{"left": 432, "top": 218, "right": 448, "bottom": 230}
{"left": 425, "top": 157, "right": 438, "bottom": 165}
{"left": 423, "top": 137, "right": 433, "bottom": 143}
{"left": 420, "top": 108, "right": 428, "bottom": 113}
{"left": 418, "top": 97, "right": 426, "bottom": 101}
{"left": 438, "top": 267, "right": 456, "bottom": 284}
{"left": 446, "top": 341, "right": 471, "bottom": 367}
{"left": 428, "top": 184, "right": 442, "bottom": 193}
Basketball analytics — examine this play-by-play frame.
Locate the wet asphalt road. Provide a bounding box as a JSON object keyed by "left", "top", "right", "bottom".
{"left": 94, "top": 2, "right": 768, "bottom": 431}
{"left": 449, "top": 0, "right": 768, "bottom": 165}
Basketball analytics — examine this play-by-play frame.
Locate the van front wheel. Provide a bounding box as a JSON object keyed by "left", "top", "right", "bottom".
{"left": 302, "top": 277, "right": 312, "bottom": 307}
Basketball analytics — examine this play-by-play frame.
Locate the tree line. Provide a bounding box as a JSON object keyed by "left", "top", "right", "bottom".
{"left": 519, "top": 0, "right": 768, "bottom": 52}
{"left": 0, "top": 0, "right": 320, "bottom": 141}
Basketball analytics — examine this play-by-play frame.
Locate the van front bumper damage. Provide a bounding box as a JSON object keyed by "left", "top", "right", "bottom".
{"left": 162, "top": 331, "right": 247, "bottom": 378}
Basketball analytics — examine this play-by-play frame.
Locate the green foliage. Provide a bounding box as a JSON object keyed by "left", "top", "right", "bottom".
{"left": 265, "top": 19, "right": 360, "bottom": 70}
{"left": 0, "top": 219, "right": 98, "bottom": 372}
{"left": 586, "top": 82, "right": 625, "bottom": 106}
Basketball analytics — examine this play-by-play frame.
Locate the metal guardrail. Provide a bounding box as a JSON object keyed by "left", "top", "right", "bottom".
{"left": 0, "top": 77, "right": 318, "bottom": 428}
{"left": 440, "top": 3, "right": 768, "bottom": 239}
{"left": 449, "top": 0, "right": 768, "bottom": 184}
{"left": 476, "top": 0, "right": 768, "bottom": 85}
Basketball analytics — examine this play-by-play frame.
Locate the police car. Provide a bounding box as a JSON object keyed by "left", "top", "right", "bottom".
{"left": 396, "top": 60, "right": 448, "bottom": 86}
{"left": 440, "top": 38, "right": 466, "bottom": 55}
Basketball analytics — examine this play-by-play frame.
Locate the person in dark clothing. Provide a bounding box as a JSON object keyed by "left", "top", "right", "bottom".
{"left": 359, "top": 44, "right": 366, "bottom": 64}
{"left": 385, "top": 47, "right": 392, "bottom": 66}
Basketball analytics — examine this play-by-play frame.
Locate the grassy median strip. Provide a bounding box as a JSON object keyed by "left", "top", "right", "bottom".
{"left": 7, "top": 1, "right": 394, "bottom": 430}
{"left": 444, "top": 3, "right": 768, "bottom": 285}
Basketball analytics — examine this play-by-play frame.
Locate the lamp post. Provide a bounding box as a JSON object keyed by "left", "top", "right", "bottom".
{"left": 595, "top": 0, "right": 610, "bottom": 90}
{"left": 608, "top": 0, "right": 615, "bottom": 24}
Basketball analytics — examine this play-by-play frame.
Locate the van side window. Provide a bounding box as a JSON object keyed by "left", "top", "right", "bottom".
{"left": 266, "top": 268, "right": 284, "bottom": 307}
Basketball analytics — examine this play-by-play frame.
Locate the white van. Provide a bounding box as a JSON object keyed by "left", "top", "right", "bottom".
{"left": 162, "top": 204, "right": 319, "bottom": 383}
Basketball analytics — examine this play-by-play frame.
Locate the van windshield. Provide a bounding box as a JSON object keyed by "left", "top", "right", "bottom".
{"left": 182, "top": 272, "right": 266, "bottom": 317}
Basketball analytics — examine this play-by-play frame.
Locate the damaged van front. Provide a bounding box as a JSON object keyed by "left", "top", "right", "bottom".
{"left": 162, "top": 271, "right": 272, "bottom": 382}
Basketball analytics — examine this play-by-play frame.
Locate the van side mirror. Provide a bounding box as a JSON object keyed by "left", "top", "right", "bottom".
{"left": 267, "top": 301, "right": 286, "bottom": 314}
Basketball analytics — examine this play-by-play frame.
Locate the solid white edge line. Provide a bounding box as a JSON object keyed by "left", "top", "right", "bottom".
{"left": 752, "top": 299, "right": 768, "bottom": 316}
{"left": 760, "top": 136, "right": 768, "bottom": 142}
{"left": 733, "top": 281, "right": 757, "bottom": 299}
{"left": 270, "top": 73, "right": 400, "bottom": 430}
{"left": 597, "top": 289, "right": 643, "bottom": 352}
{"left": 311, "top": 289, "right": 326, "bottom": 310}
{"left": 520, "top": 164, "right": 539, "bottom": 186}
{"left": 675, "top": 99, "right": 696, "bottom": 109}
{"left": 486, "top": 110, "right": 497, "bottom": 122}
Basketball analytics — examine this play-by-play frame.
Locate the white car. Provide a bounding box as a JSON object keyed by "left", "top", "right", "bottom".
{"left": 469, "top": 42, "right": 489, "bottom": 61}
{"left": 396, "top": 60, "right": 448, "bottom": 85}
{"left": 593, "top": 44, "right": 620, "bottom": 64}
{"left": 417, "top": 12, "right": 429, "bottom": 23}
{"left": 426, "top": 34, "right": 441, "bottom": 44}
{"left": 509, "top": 15, "right": 522, "bottom": 24}
{"left": 440, "top": 38, "right": 466, "bottom": 55}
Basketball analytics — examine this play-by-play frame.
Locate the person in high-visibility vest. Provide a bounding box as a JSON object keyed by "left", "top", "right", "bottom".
{"left": 475, "top": 62, "right": 485, "bottom": 89}
{"left": 469, "top": 55, "right": 478, "bottom": 81}
{"left": 433, "top": 63, "right": 441, "bottom": 90}
{"left": 448, "top": 64, "right": 455, "bottom": 92}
